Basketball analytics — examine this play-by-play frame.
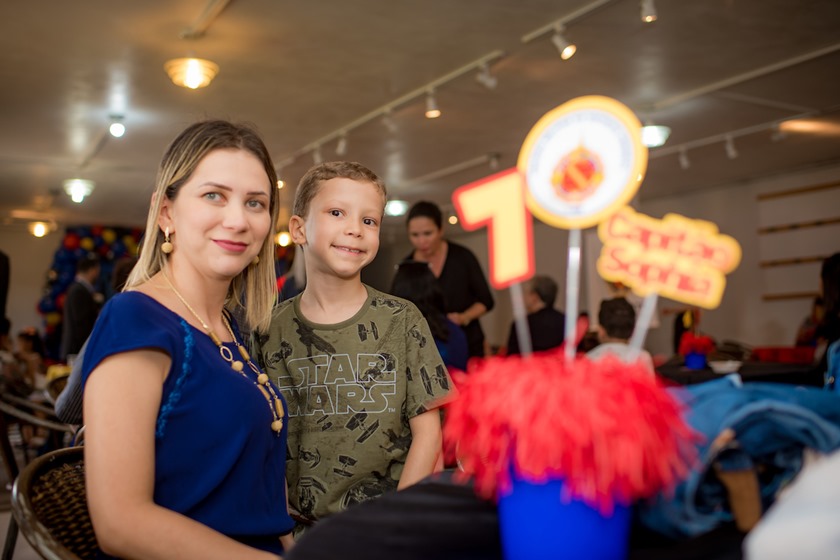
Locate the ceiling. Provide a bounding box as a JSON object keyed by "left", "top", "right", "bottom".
{"left": 2, "top": 0, "right": 840, "bottom": 237}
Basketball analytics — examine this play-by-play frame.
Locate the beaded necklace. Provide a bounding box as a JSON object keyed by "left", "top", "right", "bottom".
{"left": 162, "top": 273, "right": 284, "bottom": 433}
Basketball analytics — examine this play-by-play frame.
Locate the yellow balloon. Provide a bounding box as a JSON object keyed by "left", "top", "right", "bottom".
{"left": 46, "top": 312, "right": 61, "bottom": 326}
{"left": 102, "top": 229, "right": 117, "bottom": 244}
{"left": 80, "top": 237, "right": 94, "bottom": 251}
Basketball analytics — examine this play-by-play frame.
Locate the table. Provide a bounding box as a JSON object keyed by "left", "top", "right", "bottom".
{"left": 285, "top": 471, "right": 745, "bottom": 560}
{"left": 656, "top": 359, "right": 823, "bottom": 387}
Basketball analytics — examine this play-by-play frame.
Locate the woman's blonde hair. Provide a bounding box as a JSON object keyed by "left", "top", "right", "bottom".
{"left": 125, "top": 120, "right": 279, "bottom": 333}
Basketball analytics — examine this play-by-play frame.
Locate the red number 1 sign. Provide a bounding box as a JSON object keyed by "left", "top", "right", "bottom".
{"left": 452, "top": 168, "right": 535, "bottom": 290}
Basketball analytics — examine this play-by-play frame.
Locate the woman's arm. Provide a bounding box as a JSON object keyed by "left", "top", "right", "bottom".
{"left": 84, "top": 350, "right": 279, "bottom": 560}
{"left": 448, "top": 302, "right": 488, "bottom": 327}
{"left": 398, "top": 409, "right": 442, "bottom": 490}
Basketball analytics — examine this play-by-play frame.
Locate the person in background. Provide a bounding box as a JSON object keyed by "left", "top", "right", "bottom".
{"left": 390, "top": 260, "right": 468, "bottom": 372}
{"left": 817, "top": 252, "right": 840, "bottom": 386}
{"left": 587, "top": 297, "right": 654, "bottom": 371}
{"left": 405, "top": 201, "right": 494, "bottom": 359}
{"left": 505, "top": 275, "right": 565, "bottom": 356}
{"left": 81, "top": 119, "right": 294, "bottom": 558}
{"left": 60, "top": 253, "right": 101, "bottom": 360}
{"left": 55, "top": 255, "right": 138, "bottom": 425}
{"left": 796, "top": 296, "right": 824, "bottom": 348}
{"left": 256, "top": 162, "right": 451, "bottom": 536}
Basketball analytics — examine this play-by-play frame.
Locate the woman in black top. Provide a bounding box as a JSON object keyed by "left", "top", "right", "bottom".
{"left": 405, "top": 201, "right": 494, "bottom": 359}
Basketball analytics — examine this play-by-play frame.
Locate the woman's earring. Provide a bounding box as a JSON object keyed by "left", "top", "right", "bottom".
{"left": 161, "top": 227, "right": 173, "bottom": 255}
{"left": 252, "top": 255, "right": 260, "bottom": 266}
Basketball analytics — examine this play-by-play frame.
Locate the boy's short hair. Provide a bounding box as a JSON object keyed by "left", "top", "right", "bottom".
{"left": 529, "top": 275, "right": 558, "bottom": 307}
{"left": 293, "top": 161, "right": 387, "bottom": 219}
{"left": 598, "top": 297, "right": 636, "bottom": 340}
{"left": 76, "top": 253, "right": 100, "bottom": 274}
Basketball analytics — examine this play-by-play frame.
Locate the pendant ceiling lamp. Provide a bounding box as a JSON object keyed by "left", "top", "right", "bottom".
{"left": 164, "top": 57, "right": 219, "bottom": 89}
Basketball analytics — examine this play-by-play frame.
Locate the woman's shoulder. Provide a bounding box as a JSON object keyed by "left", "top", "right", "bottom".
{"left": 101, "top": 291, "right": 171, "bottom": 319}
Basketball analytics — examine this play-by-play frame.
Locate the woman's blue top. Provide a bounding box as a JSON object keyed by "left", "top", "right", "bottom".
{"left": 82, "top": 291, "right": 293, "bottom": 555}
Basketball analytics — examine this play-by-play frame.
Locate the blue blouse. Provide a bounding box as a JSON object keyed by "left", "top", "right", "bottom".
{"left": 82, "top": 292, "right": 293, "bottom": 555}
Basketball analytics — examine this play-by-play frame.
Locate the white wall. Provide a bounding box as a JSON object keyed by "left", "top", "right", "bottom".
{"left": 0, "top": 230, "right": 62, "bottom": 336}
{"left": 639, "top": 164, "right": 840, "bottom": 356}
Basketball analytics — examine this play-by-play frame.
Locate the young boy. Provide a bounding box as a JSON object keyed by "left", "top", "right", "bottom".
{"left": 256, "top": 161, "right": 452, "bottom": 530}
{"left": 586, "top": 297, "right": 654, "bottom": 371}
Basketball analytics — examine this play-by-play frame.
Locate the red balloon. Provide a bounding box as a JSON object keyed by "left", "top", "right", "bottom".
{"left": 63, "top": 233, "right": 80, "bottom": 250}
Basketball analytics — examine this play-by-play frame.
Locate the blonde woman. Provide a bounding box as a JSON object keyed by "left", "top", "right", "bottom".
{"left": 82, "top": 120, "right": 293, "bottom": 559}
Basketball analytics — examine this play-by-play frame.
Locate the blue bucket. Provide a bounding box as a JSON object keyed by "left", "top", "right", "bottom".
{"left": 684, "top": 352, "right": 707, "bottom": 370}
{"left": 497, "top": 474, "right": 631, "bottom": 560}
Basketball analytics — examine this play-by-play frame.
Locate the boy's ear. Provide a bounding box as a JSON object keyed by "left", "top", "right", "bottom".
{"left": 289, "top": 215, "right": 307, "bottom": 245}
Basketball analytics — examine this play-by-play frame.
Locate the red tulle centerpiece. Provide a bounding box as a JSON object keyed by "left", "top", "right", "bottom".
{"left": 444, "top": 352, "right": 700, "bottom": 514}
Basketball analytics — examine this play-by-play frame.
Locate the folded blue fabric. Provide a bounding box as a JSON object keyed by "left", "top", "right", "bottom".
{"left": 638, "top": 374, "right": 840, "bottom": 538}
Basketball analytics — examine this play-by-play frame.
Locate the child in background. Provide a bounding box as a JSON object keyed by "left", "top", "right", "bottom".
{"left": 587, "top": 297, "right": 654, "bottom": 372}
{"left": 256, "top": 162, "right": 452, "bottom": 534}
{"left": 390, "top": 260, "right": 468, "bottom": 372}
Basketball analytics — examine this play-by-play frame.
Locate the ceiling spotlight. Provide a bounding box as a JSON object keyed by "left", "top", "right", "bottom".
{"left": 640, "top": 122, "right": 671, "bottom": 148}
{"left": 448, "top": 215, "right": 459, "bottom": 225}
{"left": 489, "top": 153, "right": 501, "bottom": 170}
{"left": 384, "top": 200, "right": 409, "bottom": 217}
{"left": 725, "top": 135, "right": 738, "bottom": 159}
{"left": 313, "top": 145, "right": 323, "bottom": 165}
{"left": 276, "top": 178, "right": 285, "bottom": 189}
{"left": 109, "top": 116, "right": 126, "bottom": 138}
{"left": 475, "top": 63, "right": 498, "bottom": 90}
{"left": 551, "top": 26, "right": 577, "bottom": 60}
{"left": 63, "top": 178, "right": 95, "bottom": 203}
{"left": 678, "top": 147, "right": 690, "bottom": 170}
{"left": 276, "top": 231, "right": 292, "bottom": 247}
{"left": 335, "top": 133, "right": 348, "bottom": 156}
{"left": 164, "top": 57, "right": 219, "bottom": 89}
{"left": 29, "top": 221, "right": 51, "bottom": 238}
{"left": 425, "top": 91, "right": 441, "bottom": 119}
{"left": 640, "top": 0, "right": 658, "bottom": 23}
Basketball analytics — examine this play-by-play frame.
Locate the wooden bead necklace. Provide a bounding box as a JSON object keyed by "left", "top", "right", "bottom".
{"left": 163, "top": 273, "right": 284, "bottom": 433}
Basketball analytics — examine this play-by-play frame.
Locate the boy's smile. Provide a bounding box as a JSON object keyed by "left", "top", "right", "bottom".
{"left": 294, "top": 177, "right": 385, "bottom": 280}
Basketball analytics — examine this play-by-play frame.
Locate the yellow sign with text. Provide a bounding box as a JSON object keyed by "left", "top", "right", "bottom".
{"left": 597, "top": 207, "right": 741, "bottom": 309}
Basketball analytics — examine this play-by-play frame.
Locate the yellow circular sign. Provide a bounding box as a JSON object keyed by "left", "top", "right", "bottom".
{"left": 517, "top": 95, "right": 648, "bottom": 229}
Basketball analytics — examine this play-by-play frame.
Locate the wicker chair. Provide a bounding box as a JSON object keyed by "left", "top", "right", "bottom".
{"left": 0, "top": 395, "right": 78, "bottom": 560}
{"left": 11, "top": 446, "right": 99, "bottom": 559}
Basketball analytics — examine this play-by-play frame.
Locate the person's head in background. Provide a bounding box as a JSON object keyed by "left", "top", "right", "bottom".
{"left": 598, "top": 297, "right": 636, "bottom": 343}
{"left": 524, "top": 275, "right": 558, "bottom": 314}
{"left": 390, "top": 260, "right": 449, "bottom": 342}
{"left": 17, "top": 327, "right": 44, "bottom": 357}
{"left": 290, "top": 161, "right": 387, "bottom": 281}
{"left": 76, "top": 253, "right": 101, "bottom": 284}
{"left": 406, "top": 201, "right": 445, "bottom": 260}
{"left": 112, "top": 256, "right": 138, "bottom": 293}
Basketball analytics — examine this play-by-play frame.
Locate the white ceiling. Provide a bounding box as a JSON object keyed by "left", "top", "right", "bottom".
{"left": 2, "top": 0, "right": 840, "bottom": 236}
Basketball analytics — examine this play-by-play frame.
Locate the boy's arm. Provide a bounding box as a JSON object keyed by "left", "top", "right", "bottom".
{"left": 398, "top": 408, "right": 442, "bottom": 490}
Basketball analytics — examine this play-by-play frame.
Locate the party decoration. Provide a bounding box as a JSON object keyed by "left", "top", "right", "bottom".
{"left": 597, "top": 207, "right": 742, "bottom": 309}
{"left": 518, "top": 95, "right": 647, "bottom": 230}
{"left": 452, "top": 169, "right": 534, "bottom": 289}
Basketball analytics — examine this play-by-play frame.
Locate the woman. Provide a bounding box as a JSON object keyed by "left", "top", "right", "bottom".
{"left": 82, "top": 120, "right": 294, "bottom": 559}
{"left": 390, "top": 260, "right": 468, "bottom": 371}
{"left": 405, "top": 201, "right": 494, "bottom": 359}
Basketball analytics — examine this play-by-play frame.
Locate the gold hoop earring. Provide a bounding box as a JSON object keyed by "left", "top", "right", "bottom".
{"left": 161, "top": 227, "right": 173, "bottom": 255}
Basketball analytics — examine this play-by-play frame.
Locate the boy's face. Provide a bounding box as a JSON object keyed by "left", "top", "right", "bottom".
{"left": 290, "top": 177, "right": 384, "bottom": 280}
